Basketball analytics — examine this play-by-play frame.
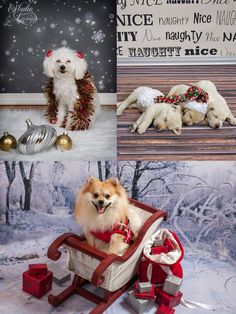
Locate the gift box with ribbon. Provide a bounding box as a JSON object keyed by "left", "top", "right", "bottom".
{"left": 22, "top": 264, "right": 52, "bottom": 298}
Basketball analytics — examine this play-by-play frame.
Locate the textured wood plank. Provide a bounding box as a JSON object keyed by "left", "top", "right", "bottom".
{"left": 117, "top": 64, "right": 236, "bottom": 160}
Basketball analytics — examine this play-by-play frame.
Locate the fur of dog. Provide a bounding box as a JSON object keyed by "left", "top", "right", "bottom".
{"left": 117, "top": 86, "right": 163, "bottom": 116}
{"left": 131, "top": 102, "right": 182, "bottom": 135}
{"left": 74, "top": 176, "right": 142, "bottom": 255}
{"left": 195, "top": 80, "right": 236, "bottom": 129}
{"left": 43, "top": 47, "right": 100, "bottom": 129}
{"left": 168, "top": 84, "right": 206, "bottom": 126}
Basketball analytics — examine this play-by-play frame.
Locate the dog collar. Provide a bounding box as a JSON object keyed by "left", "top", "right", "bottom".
{"left": 91, "top": 217, "right": 134, "bottom": 244}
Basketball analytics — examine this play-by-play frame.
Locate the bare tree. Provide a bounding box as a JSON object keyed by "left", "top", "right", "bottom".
{"left": 4, "top": 161, "right": 16, "bottom": 225}
{"left": 19, "top": 161, "right": 37, "bottom": 211}
{"left": 118, "top": 161, "right": 183, "bottom": 200}
{"left": 97, "top": 161, "right": 113, "bottom": 180}
{"left": 97, "top": 161, "right": 103, "bottom": 180}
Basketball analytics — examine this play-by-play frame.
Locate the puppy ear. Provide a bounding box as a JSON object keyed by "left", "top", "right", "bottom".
{"left": 173, "top": 127, "right": 181, "bottom": 135}
{"left": 107, "top": 177, "right": 119, "bottom": 187}
{"left": 43, "top": 53, "right": 54, "bottom": 78}
{"left": 74, "top": 53, "right": 88, "bottom": 80}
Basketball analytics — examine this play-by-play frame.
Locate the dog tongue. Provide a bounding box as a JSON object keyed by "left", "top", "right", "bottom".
{"left": 97, "top": 207, "right": 105, "bottom": 214}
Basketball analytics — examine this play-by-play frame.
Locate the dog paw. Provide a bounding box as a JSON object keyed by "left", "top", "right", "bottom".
{"left": 117, "top": 108, "right": 124, "bottom": 116}
{"left": 137, "top": 125, "right": 148, "bottom": 134}
{"left": 130, "top": 123, "right": 138, "bottom": 133}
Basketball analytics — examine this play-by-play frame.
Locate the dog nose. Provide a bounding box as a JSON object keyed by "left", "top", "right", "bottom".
{"left": 60, "top": 65, "right": 66, "bottom": 70}
{"left": 215, "top": 123, "right": 220, "bottom": 128}
{"left": 98, "top": 200, "right": 104, "bottom": 206}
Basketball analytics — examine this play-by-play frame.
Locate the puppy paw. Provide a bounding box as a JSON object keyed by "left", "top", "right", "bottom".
{"left": 130, "top": 123, "right": 138, "bottom": 133}
{"left": 137, "top": 126, "right": 147, "bottom": 134}
{"left": 117, "top": 107, "right": 124, "bottom": 116}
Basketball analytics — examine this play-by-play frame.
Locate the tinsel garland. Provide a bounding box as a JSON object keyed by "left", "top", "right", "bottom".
{"left": 154, "top": 86, "right": 209, "bottom": 105}
{"left": 44, "top": 72, "right": 95, "bottom": 130}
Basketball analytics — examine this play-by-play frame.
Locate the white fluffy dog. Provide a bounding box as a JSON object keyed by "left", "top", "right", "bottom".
{"left": 195, "top": 80, "right": 236, "bottom": 129}
{"left": 43, "top": 47, "right": 100, "bottom": 130}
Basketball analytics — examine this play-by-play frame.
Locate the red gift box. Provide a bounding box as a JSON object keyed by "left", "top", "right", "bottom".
{"left": 155, "top": 287, "right": 182, "bottom": 308}
{"left": 135, "top": 282, "right": 155, "bottom": 300}
{"left": 28, "top": 264, "right": 48, "bottom": 276}
{"left": 22, "top": 270, "right": 52, "bottom": 298}
{"left": 157, "top": 304, "right": 175, "bottom": 314}
{"left": 151, "top": 246, "right": 169, "bottom": 255}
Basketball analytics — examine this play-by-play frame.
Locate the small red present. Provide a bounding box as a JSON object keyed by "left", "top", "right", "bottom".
{"left": 155, "top": 287, "right": 182, "bottom": 308}
{"left": 28, "top": 264, "right": 48, "bottom": 276}
{"left": 135, "top": 282, "right": 155, "bottom": 300}
{"left": 157, "top": 304, "right": 175, "bottom": 314}
{"left": 22, "top": 270, "right": 52, "bottom": 298}
{"left": 151, "top": 246, "right": 169, "bottom": 255}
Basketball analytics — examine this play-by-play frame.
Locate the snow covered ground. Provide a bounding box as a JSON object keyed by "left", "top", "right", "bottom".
{"left": 0, "top": 210, "right": 236, "bottom": 314}
{"left": 0, "top": 107, "right": 116, "bottom": 161}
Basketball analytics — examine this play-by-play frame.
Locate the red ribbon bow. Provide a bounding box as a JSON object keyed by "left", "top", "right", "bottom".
{"left": 76, "top": 51, "right": 84, "bottom": 58}
{"left": 46, "top": 50, "right": 53, "bottom": 57}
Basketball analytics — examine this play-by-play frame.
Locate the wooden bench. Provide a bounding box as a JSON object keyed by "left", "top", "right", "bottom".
{"left": 117, "top": 64, "right": 236, "bottom": 160}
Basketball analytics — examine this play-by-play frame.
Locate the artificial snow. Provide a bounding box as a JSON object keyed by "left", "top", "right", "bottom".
{"left": 0, "top": 107, "right": 116, "bottom": 161}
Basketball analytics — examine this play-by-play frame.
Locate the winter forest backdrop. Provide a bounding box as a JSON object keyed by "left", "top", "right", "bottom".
{"left": 0, "top": 160, "right": 236, "bottom": 267}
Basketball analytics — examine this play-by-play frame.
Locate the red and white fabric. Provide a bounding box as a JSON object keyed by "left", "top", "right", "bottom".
{"left": 139, "top": 228, "right": 184, "bottom": 284}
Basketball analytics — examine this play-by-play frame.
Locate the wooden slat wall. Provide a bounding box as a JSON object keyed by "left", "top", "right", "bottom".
{"left": 117, "top": 64, "right": 236, "bottom": 160}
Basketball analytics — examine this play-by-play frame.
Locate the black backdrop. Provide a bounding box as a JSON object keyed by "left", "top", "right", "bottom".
{"left": 0, "top": 0, "right": 116, "bottom": 93}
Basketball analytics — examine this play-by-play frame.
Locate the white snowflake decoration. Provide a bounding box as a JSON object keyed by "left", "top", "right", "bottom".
{"left": 27, "top": 47, "right": 33, "bottom": 53}
{"left": 5, "top": 50, "right": 10, "bottom": 56}
{"left": 50, "top": 23, "right": 56, "bottom": 29}
{"left": 98, "top": 80, "right": 105, "bottom": 90}
{"left": 75, "top": 17, "right": 81, "bottom": 24}
{"left": 91, "top": 30, "right": 105, "bottom": 44}
{"left": 92, "top": 50, "right": 100, "bottom": 57}
{"left": 61, "top": 39, "right": 67, "bottom": 46}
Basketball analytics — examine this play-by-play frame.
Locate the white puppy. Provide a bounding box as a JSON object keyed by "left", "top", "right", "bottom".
{"left": 43, "top": 47, "right": 100, "bottom": 130}
{"left": 117, "top": 86, "right": 163, "bottom": 116}
{"left": 131, "top": 103, "right": 182, "bottom": 135}
{"left": 195, "top": 80, "right": 236, "bottom": 128}
{"left": 168, "top": 84, "right": 206, "bottom": 126}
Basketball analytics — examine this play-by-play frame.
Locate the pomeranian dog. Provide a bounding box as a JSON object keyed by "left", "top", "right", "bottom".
{"left": 75, "top": 176, "right": 142, "bottom": 255}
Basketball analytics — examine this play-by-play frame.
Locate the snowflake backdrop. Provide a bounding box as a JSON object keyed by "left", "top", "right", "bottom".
{"left": 0, "top": 0, "right": 116, "bottom": 93}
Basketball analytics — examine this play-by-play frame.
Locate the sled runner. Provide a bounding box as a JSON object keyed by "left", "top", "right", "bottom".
{"left": 47, "top": 198, "right": 167, "bottom": 314}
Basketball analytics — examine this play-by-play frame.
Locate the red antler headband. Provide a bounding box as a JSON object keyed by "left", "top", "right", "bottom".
{"left": 46, "top": 50, "right": 53, "bottom": 57}
{"left": 76, "top": 51, "right": 84, "bottom": 58}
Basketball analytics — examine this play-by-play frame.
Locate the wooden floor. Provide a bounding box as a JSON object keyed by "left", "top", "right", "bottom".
{"left": 117, "top": 64, "right": 236, "bottom": 160}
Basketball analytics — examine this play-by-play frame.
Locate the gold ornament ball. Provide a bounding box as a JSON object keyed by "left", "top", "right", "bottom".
{"left": 0, "top": 132, "right": 17, "bottom": 151}
{"left": 55, "top": 132, "right": 73, "bottom": 151}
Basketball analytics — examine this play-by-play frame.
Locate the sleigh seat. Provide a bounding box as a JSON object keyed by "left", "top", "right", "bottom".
{"left": 47, "top": 198, "right": 167, "bottom": 314}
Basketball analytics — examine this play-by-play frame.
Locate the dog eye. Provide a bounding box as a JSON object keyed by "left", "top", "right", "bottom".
{"left": 56, "top": 60, "right": 61, "bottom": 63}
{"left": 93, "top": 193, "right": 99, "bottom": 198}
{"left": 66, "top": 60, "right": 71, "bottom": 63}
{"left": 105, "top": 194, "right": 110, "bottom": 199}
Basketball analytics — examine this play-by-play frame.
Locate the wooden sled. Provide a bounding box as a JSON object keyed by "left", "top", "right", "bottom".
{"left": 47, "top": 198, "right": 167, "bottom": 313}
